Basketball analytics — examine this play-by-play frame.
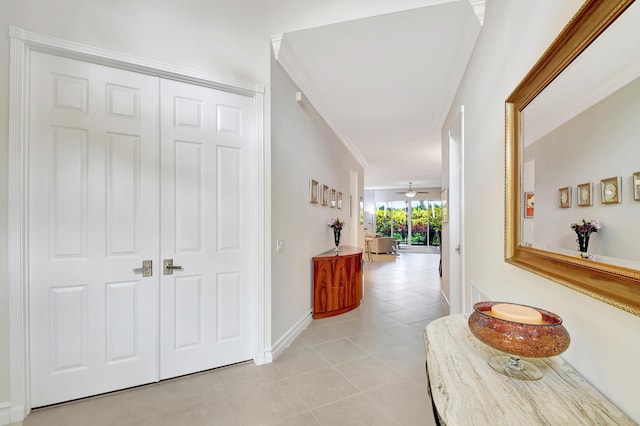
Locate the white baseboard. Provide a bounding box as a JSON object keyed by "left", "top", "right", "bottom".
{"left": 255, "top": 346, "right": 273, "bottom": 365}
{"left": 271, "top": 311, "right": 313, "bottom": 360}
{"left": 440, "top": 290, "right": 450, "bottom": 313}
{"left": 0, "top": 402, "right": 10, "bottom": 426}
{"left": 0, "top": 401, "right": 28, "bottom": 425}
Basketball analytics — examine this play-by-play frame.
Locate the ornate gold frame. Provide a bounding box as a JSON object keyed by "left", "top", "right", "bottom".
{"left": 505, "top": 0, "right": 640, "bottom": 316}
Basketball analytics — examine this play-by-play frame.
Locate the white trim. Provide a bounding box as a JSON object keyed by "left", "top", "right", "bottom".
{"left": 459, "top": 105, "right": 467, "bottom": 312}
{"left": 8, "top": 27, "right": 263, "bottom": 96}
{"left": 270, "top": 34, "right": 283, "bottom": 59}
{"left": 270, "top": 311, "right": 313, "bottom": 360}
{"left": 8, "top": 27, "right": 267, "bottom": 421}
{"left": 0, "top": 402, "right": 10, "bottom": 426}
{"left": 261, "top": 83, "right": 273, "bottom": 366}
{"left": 440, "top": 291, "right": 450, "bottom": 313}
{"left": 251, "top": 89, "right": 269, "bottom": 366}
{"left": 8, "top": 30, "right": 29, "bottom": 423}
{"left": 467, "top": 0, "right": 486, "bottom": 26}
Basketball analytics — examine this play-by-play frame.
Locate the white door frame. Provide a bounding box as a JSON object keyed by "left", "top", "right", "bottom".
{"left": 8, "top": 27, "right": 267, "bottom": 423}
{"left": 447, "top": 105, "right": 465, "bottom": 315}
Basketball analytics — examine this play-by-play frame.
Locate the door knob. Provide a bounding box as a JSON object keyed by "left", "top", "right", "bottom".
{"left": 133, "top": 260, "right": 153, "bottom": 277}
{"left": 163, "top": 259, "right": 184, "bottom": 275}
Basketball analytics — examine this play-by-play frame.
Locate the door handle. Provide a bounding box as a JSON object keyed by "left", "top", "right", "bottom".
{"left": 133, "top": 260, "right": 153, "bottom": 277}
{"left": 164, "top": 259, "right": 184, "bottom": 275}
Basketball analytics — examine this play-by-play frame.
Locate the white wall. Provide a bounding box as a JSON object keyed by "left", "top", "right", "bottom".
{"left": 443, "top": 0, "right": 640, "bottom": 421}
{"left": 270, "top": 52, "right": 363, "bottom": 349}
{"left": 1, "top": 0, "right": 382, "bottom": 417}
{"left": 1, "top": 1, "right": 275, "bottom": 413}
{"left": 0, "top": 0, "right": 457, "bottom": 416}
{"left": 527, "top": 76, "right": 640, "bottom": 265}
{"left": 4, "top": 0, "right": 640, "bottom": 422}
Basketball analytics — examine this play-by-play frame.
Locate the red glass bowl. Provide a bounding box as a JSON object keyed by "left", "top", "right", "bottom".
{"left": 468, "top": 301, "right": 570, "bottom": 358}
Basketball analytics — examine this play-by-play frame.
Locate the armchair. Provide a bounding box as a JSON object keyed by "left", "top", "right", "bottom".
{"left": 365, "top": 234, "right": 398, "bottom": 254}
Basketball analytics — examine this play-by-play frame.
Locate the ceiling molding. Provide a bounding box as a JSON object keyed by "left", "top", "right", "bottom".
{"left": 270, "top": 34, "right": 283, "bottom": 58}
{"left": 276, "top": 36, "right": 369, "bottom": 168}
{"left": 274, "top": 3, "right": 482, "bottom": 189}
{"left": 468, "top": 0, "right": 486, "bottom": 25}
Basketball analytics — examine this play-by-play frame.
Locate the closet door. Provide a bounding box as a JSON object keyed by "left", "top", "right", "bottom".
{"left": 28, "top": 51, "right": 160, "bottom": 407}
{"left": 27, "top": 51, "right": 255, "bottom": 407}
{"left": 159, "top": 79, "right": 253, "bottom": 379}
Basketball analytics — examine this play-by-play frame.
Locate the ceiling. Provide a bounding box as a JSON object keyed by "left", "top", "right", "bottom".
{"left": 274, "top": 0, "right": 483, "bottom": 190}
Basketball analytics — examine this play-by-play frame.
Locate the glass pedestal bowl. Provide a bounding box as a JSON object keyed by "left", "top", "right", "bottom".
{"left": 468, "top": 301, "right": 570, "bottom": 380}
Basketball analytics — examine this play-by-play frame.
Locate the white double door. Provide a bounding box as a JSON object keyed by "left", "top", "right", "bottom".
{"left": 28, "top": 52, "right": 253, "bottom": 407}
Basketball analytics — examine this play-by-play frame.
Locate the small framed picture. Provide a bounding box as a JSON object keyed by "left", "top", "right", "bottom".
{"left": 576, "top": 182, "right": 592, "bottom": 207}
{"left": 441, "top": 188, "right": 449, "bottom": 223}
{"left": 321, "top": 184, "right": 329, "bottom": 206}
{"left": 558, "top": 187, "right": 571, "bottom": 208}
{"left": 330, "top": 188, "right": 337, "bottom": 208}
{"left": 601, "top": 176, "right": 621, "bottom": 204}
{"left": 337, "top": 192, "right": 343, "bottom": 209}
{"left": 524, "top": 192, "right": 534, "bottom": 217}
{"left": 309, "top": 179, "right": 319, "bottom": 204}
{"left": 633, "top": 172, "right": 640, "bottom": 201}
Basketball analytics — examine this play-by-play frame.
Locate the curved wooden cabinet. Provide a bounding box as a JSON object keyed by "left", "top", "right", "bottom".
{"left": 312, "top": 247, "right": 363, "bottom": 319}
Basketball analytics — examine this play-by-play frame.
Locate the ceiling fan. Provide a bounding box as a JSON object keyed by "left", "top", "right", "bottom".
{"left": 396, "top": 182, "right": 429, "bottom": 198}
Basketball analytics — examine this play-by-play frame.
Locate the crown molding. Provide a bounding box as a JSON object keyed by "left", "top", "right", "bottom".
{"left": 276, "top": 36, "right": 369, "bottom": 168}
{"left": 468, "top": 0, "right": 486, "bottom": 26}
{"left": 270, "top": 34, "right": 283, "bottom": 59}
{"left": 9, "top": 27, "right": 264, "bottom": 95}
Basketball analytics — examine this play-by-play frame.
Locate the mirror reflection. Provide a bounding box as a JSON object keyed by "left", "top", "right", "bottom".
{"left": 520, "top": 1, "right": 640, "bottom": 270}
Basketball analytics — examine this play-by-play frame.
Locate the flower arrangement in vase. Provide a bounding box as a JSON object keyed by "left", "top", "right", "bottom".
{"left": 570, "top": 219, "right": 600, "bottom": 253}
{"left": 328, "top": 218, "right": 345, "bottom": 252}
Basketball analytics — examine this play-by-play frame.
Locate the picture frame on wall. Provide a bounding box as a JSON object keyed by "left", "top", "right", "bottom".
{"left": 321, "top": 184, "right": 329, "bottom": 206}
{"left": 441, "top": 188, "right": 448, "bottom": 223}
{"left": 558, "top": 187, "right": 571, "bottom": 208}
{"left": 359, "top": 196, "right": 364, "bottom": 225}
{"left": 634, "top": 172, "right": 640, "bottom": 201}
{"left": 309, "top": 179, "right": 319, "bottom": 204}
{"left": 330, "top": 188, "right": 337, "bottom": 208}
{"left": 576, "top": 182, "right": 592, "bottom": 207}
{"left": 524, "top": 192, "right": 534, "bottom": 217}
{"left": 601, "top": 176, "right": 621, "bottom": 204}
{"left": 337, "top": 192, "right": 343, "bottom": 209}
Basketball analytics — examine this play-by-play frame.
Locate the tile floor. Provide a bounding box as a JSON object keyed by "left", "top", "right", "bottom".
{"left": 20, "top": 252, "right": 446, "bottom": 426}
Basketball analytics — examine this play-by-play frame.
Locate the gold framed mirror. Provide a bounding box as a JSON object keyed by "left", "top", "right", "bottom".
{"left": 505, "top": 0, "right": 640, "bottom": 316}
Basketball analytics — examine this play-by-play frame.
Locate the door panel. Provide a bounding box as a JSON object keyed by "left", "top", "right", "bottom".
{"left": 28, "top": 52, "right": 160, "bottom": 407}
{"left": 159, "top": 79, "right": 253, "bottom": 379}
{"left": 28, "top": 51, "right": 254, "bottom": 406}
{"left": 175, "top": 140, "right": 202, "bottom": 252}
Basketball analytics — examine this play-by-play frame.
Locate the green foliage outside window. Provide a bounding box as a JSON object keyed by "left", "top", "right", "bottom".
{"left": 375, "top": 201, "right": 442, "bottom": 245}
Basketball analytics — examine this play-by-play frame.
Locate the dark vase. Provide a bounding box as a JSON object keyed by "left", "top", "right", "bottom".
{"left": 333, "top": 227, "right": 341, "bottom": 252}
{"left": 577, "top": 234, "right": 589, "bottom": 253}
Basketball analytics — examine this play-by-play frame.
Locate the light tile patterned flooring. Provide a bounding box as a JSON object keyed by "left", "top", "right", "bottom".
{"left": 21, "top": 252, "right": 446, "bottom": 426}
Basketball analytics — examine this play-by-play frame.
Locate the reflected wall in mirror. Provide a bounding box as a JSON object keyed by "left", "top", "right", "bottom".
{"left": 505, "top": 0, "right": 640, "bottom": 316}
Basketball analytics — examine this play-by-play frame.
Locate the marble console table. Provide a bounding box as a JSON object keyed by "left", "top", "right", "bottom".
{"left": 424, "top": 315, "right": 634, "bottom": 425}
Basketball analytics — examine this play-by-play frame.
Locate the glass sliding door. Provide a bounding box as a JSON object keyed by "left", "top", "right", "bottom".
{"left": 375, "top": 201, "right": 406, "bottom": 243}
{"left": 375, "top": 199, "right": 442, "bottom": 247}
{"left": 410, "top": 201, "right": 429, "bottom": 245}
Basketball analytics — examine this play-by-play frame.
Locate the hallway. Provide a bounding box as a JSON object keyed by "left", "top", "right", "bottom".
{"left": 22, "top": 253, "right": 445, "bottom": 426}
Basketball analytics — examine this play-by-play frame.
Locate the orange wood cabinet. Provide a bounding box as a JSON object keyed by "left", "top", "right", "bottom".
{"left": 312, "top": 247, "right": 363, "bottom": 319}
